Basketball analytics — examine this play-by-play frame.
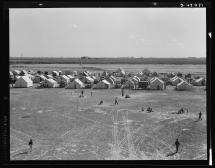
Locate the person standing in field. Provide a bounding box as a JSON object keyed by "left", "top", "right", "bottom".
{"left": 121, "top": 88, "right": 124, "bottom": 96}
{"left": 91, "top": 91, "right": 93, "bottom": 96}
{"left": 81, "top": 90, "right": 84, "bottom": 97}
{"left": 28, "top": 139, "right": 33, "bottom": 153}
{"left": 175, "top": 139, "right": 180, "bottom": 153}
{"left": 198, "top": 111, "right": 202, "bottom": 120}
{"left": 115, "top": 97, "right": 118, "bottom": 105}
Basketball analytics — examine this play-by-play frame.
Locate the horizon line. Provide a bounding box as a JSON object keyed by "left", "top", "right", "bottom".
{"left": 10, "top": 56, "right": 206, "bottom": 59}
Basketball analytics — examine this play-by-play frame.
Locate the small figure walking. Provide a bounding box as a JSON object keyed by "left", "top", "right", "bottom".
{"left": 175, "top": 138, "right": 180, "bottom": 153}
{"left": 121, "top": 88, "right": 124, "bottom": 97}
{"left": 198, "top": 111, "right": 202, "bottom": 120}
{"left": 115, "top": 97, "right": 118, "bottom": 105}
{"left": 29, "top": 139, "right": 33, "bottom": 152}
{"left": 81, "top": 90, "right": 84, "bottom": 97}
{"left": 91, "top": 91, "right": 93, "bottom": 96}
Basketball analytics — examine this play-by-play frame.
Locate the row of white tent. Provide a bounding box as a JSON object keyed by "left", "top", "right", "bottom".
{"left": 13, "top": 75, "right": 196, "bottom": 91}
{"left": 11, "top": 69, "right": 206, "bottom": 86}
{"left": 10, "top": 68, "right": 205, "bottom": 89}
{"left": 12, "top": 74, "right": 112, "bottom": 89}
{"left": 170, "top": 76, "right": 206, "bottom": 87}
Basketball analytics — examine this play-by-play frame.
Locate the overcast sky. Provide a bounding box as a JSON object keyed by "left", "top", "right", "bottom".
{"left": 10, "top": 8, "right": 206, "bottom": 58}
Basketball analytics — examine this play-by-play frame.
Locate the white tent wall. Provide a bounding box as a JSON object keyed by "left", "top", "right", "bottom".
{"left": 15, "top": 76, "right": 21, "bottom": 80}
{"left": 93, "top": 80, "right": 110, "bottom": 89}
{"left": 81, "top": 76, "right": 94, "bottom": 84}
{"left": 171, "top": 77, "right": 182, "bottom": 86}
{"left": 52, "top": 71, "right": 59, "bottom": 76}
{"left": 26, "top": 74, "right": 35, "bottom": 81}
{"left": 13, "top": 70, "right": 21, "bottom": 76}
{"left": 41, "top": 79, "right": 59, "bottom": 88}
{"left": 123, "top": 80, "right": 135, "bottom": 89}
{"left": 33, "top": 76, "right": 40, "bottom": 83}
{"left": 14, "top": 76, "right": 33, "bottom": 88}
{"left": 67, "top": 75, "right": 75, "bottom": 80}
{"left": 10, "top": 71, "right": 13, "bottom": 76}
{"left": 33, "top": 75, "right": 47, "bottom": 83}
{"left": 105, "top": 77, "right": 115, "bottom": 86}
{"left": 193, "top": 78, "right": 206, "bottom": 86}
{"left": 66, "top": 81, "right": 76, "bottom": 89}
{"left": 149, "top": 78, "right": 165, "bottom": 90}
{"left": 176, "top": 81, "right": 193, "bottom": 91}
{"left": 46, "top": 75, "right": 53, "bottom": 79}
{"left": 66, "top": 79, "right": 85, "bottom": 89}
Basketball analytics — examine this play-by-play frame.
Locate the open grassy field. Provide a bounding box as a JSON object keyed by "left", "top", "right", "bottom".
{"left": 10, "top": 85, "right": 206, "bottom": 160}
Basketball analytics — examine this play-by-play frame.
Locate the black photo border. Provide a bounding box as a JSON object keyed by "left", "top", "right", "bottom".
{"left": 1, "top": 0, "right": 213, "bottom": 167}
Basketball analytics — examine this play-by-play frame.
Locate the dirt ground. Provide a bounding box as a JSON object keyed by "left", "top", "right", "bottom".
{"left": 10, "top": 85, "right": 207, "bottom": 160}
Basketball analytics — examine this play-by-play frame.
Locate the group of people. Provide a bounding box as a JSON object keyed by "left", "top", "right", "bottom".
{"left": 141, "top": 106, "right": 153, "bottom": 113}
{"left": 75, "top": 89, "right": 204, "bottom": 157}
{"left": 177, "top": 107, "right": 188, "bottom": 114}
{"left": 79, "top": 90, "right": 93, "bottom": 98}
{"left": 98, "top": 97, "right": 119, "bottom": 105}
{"left": 177, "top": 107, "right": 203, "bottom": 121}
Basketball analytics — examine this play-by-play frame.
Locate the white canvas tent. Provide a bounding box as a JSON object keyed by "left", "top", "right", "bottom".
{"left": 105, "top": 77, "right": 115, "bottom": 85}
{"left": 14, "top": 76, "right": 33, "bottom": 88}
{"left": 21, "top": 70, "right": 28, "bottom": 75}
{"left": 28, "top": 70, "right": 35, "bottom": 75}
{"left": 131, "top": 76, "right": 139, "bottom": 84}
{"left": 14, "top": 76, "right": 21, "bottom": 80}
{"left": 122, "top": 80, "right": 135, "bottom": 89}
{"left": 41, "top": 79, "right": 59, "bottom": 88}
{"left": 67, "top": 75, "right": 75, "bottom": 80}
{"left": 66, "top": 78, "right": 85, "bottom": 89}
{"left": 134, "top": 76, "right": 140, "bottom": 82}
{"left": 93, "top": 79, "right": 111, "bottom": 89}
{"left": 110, "top": 75, "right": 117, "bottom": 82}
{"left": 26, "top": 74, "right": 35, "bottom": 80}
{"left": 52, "top": 71, "right": 59, "bottom": 76}
{"left": 170, "top": 76, "right": 183, "bottom": 86}
{"left": 91, "top": 75, "right": 97, "bottom": 80}
{"left": 101, "top": 71, "right": 109, "bottom": 77}
{"left": 9, "top": 71, "right": 13, "bottom": 76}
{"left": 84, "top": 76, "right": 94, "bottom": 83}
{"left": 192, "top": 78, "right": 206, "bottom": 86}
{"left": 56, "top": 75, "right": 70, "bottom": 84}
{"left": 13, "top": 70, "right": 21, "bottom": 76}
{"left": 115, "top": 68, "right": 125, "bottom": 77}
{"left": 83, "top": 71, "right": 89, "bottom": 76}
{"left": 72, "top": 71, "right": 78, "bottom": 76}
{"left": 136, "top": 71, "right": 144, "bottom": 77}
{"left": 176, "top": 81, "right": 193, "bottom": 91}
{"left": 33, "top": 75, "right": 47, "bottom": 83}
{"left": 46, "top": 75, "right": 53, "bottom": 79}
{"left": 149, "top": 77, "right": 165, "bottom": 90}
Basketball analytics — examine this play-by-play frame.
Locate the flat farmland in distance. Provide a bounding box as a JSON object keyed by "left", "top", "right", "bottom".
{"left": 10, "top": 85, "right": 207, "bottom": 160}
{"left": 10, "top": 63, "right": 206, "bottom": 76}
